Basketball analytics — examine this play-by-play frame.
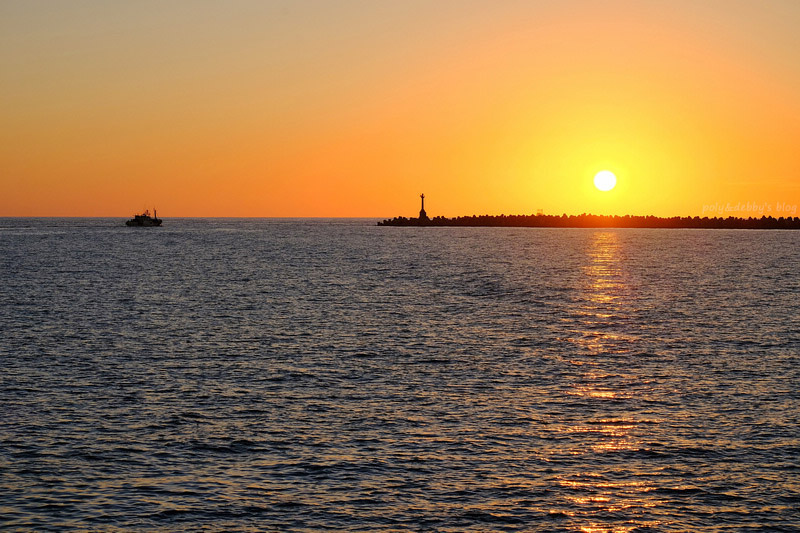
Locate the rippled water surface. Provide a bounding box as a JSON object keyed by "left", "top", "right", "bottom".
{"left": 2, "top": 218, "right": 799, "bottom": 531}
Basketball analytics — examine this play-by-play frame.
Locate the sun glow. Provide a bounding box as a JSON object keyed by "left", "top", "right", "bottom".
{"left": 2, "top": 2, "right": 799, "bottom": 217}
{"left": 594, "top": 171, "right": 617, "bottom": 192}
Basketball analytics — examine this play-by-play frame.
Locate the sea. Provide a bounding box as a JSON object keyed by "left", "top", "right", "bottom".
{"left": 1, "top": 218, "right": 798, "bottom": 532}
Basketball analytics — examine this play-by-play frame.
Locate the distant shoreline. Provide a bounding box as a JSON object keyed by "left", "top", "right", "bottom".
{"left": 378, "top": 213, "right": 800, "bottom": 229}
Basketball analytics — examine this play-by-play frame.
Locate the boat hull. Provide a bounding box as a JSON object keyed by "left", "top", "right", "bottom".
{"left": 125, "top": 219, "right": 162, "bottom": 227}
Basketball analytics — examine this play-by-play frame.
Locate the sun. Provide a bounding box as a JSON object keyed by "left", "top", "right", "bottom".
{"left": 594, "top": 170, "right": 617, "bottom": 191}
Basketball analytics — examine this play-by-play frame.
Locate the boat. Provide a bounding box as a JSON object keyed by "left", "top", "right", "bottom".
{"left": 125, "top": 209, "right": 162, "bottom": 227}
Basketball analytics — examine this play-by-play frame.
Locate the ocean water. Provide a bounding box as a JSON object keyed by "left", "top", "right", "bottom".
{"left": 1, "top": 218, "right": 799, "bottom": 532}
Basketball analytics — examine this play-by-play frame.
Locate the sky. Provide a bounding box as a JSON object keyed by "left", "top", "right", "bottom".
{"left": 2, "top": 0, "right": 799, "bottom": 217}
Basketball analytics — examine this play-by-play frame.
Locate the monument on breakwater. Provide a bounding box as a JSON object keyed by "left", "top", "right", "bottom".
{"left": 418, "top": 193, "right": 428, "bottom": 222}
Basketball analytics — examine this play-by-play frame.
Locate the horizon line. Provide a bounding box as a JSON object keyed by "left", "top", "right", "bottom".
{"left": 2, "top": 212, "right": 797, "bottom": 219}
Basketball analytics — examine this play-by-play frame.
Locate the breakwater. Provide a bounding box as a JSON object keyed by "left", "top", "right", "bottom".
{"left": 378, "top": 213, "right": 800, "bottom": 229}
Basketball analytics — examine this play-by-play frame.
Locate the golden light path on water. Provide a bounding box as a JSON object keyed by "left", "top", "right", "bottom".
{"left": 556, "top": 231, "right": 663, "bottom": 531}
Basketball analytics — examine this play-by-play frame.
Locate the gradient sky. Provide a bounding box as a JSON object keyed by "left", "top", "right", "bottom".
{"left": 2, "top": 0, "right": 799, "bottom": 217}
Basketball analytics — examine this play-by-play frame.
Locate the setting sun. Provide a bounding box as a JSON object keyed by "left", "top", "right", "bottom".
{"left": 594, "top": 171, "right": 617, "bottom": 192}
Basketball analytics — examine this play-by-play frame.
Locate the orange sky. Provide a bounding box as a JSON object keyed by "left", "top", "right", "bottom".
{"left": 2, "top": 0, "right": 799, "bottom": 217}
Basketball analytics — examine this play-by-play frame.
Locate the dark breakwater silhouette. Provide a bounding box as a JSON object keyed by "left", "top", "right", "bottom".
{"left": 379, "top": 212, "right": 800, "bottom": 229}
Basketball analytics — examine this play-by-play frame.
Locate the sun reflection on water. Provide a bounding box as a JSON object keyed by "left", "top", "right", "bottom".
{"left": 550, "top": 231, "right": 663, "bottom": 530}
